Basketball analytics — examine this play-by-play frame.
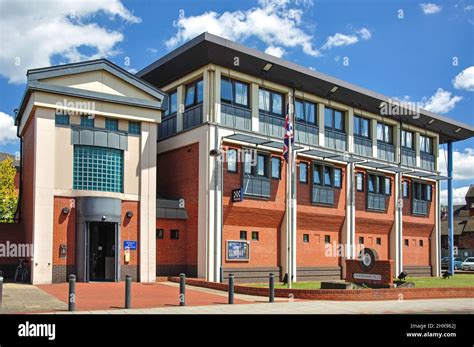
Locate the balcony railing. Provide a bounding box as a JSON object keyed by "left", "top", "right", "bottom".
{"left": 377, "top": 141, "right": 395, "bottom": 162}
{"left": 354, "top": 136, "right": 372, "bottom": 157}
{"left": 420, "top": 152, "right": 435, "bottom": 171}
{"left": 312, "top": 186, "right": 335, "bottom": 205}
{"left": 159, "top": 114, "right": 177, "bottom": 139}
{"left": 220, "top": 103, "right": 252, "bottom": 131}
{"left": 412, "top": 199, "right": 428, "bottom": 216}
{"left": 325, "top": 129, "right": 346, "bottom": 151}
{"left": 367, "top": 193, "right": 386, "bottom": 211}
{"left": 259, "top": 112, "right": 285, "bottom": 138}
{"left": 401, "top": 147, "right": 416, "bottom": 167}
{"left": 183, "top": 104, "right": 203, "bottom": 130}
{"left": 242, "top": 175, "right": 271, "bottom": 198}
{"left": 295, "top": 123, "right": 318, "bottom": 146}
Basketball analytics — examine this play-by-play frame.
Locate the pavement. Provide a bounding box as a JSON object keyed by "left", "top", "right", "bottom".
{"left": 1, "top": 281, "right": 473, "bottom": 314}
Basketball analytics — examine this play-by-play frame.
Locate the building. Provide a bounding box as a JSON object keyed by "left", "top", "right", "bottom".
{"left": 441, "top": 185, "right": 474, "bottom": 258}
{"left": 5, "top": 33, "right": 474, "bottom": 284}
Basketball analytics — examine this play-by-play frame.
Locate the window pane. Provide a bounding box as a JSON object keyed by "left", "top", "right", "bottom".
{"left": 244, "top": 152, "right": 252, "bottom": 174}
{"left": 356, "top": 173, "right": 363, "bottom": 191}
{"left": 295, "top": 100, "right": 304, "bottom": 121}
{"left": 221, "top": 78, "right": 232, "bottom": 102}
{"left": 170, "top": 92, "right": 177, "bottom": 114}
{"left": 334, "top": 111, "right": 343, "bottom": 130}
{"left": 324, "top": 167, "right": 332, "bottom": 186}
{"left": 196, "top": 80, "right": 204, "bottom": 103}
{"left": 228, "top": 149, "right": 237, "bottom": 172}
{"left": 426, "top": 137, "right": 432, "bottom": 153}
{"left": 81, "top": 115, "right": 94, "bottom": 128}
{"left": 420, "top": 136, "right": 426, "bottom": 152}
{"left": 306, "top": 102, "right": 315, "bottom": 124}
{"left": 313, "top": 165, "right": 321, "bottom": 185}
{"left": 258, "top": 155, "right": 266, "bottom": 176}
{"left": 105, "top": 118, "right": 118, "bottom": 131}
{"left": 378, "top": 176, "right": 384, "bottom": 194}
{"left": 384, "top": 125, "right": 391, "bottom": 143}
{"left": 368, "top": 175, "right": 375, "bottom": 193}
{"left": 272, "top": 93, "right": 282, "bottom": 115}
{"left": 259, "top": 90, "right": 270, "bottom": 111}
{"left": 235, "top": 82, "right": 248, "bottom": 106}
{"left": 403, "top": 181, "right": 409, "bottom": 197}
{"left": 185, "top": 84, "right": 195, "bottom": 106}
{"left": 324, "top": 108, "right": 333, "bottom": 129}
{"left": 271, "top": 157, "right": 280, "bottom": 179}
{"left": 128, "top": 121, "right": 141, "bottom": 135}
{"left": 407, "top": 131, "right": 413, "bottom": 148}
{"left": 55, "top": 114, "right": 69, "bottom": 126}
{"left": 385, "top": 177, "right": 391, "bottom": 195}
{"left": 299, "top": 163, "right": 307, "bottom": 182}
{"left": 377, "top": 123, "right": 384, "bottom": 141}
{"left": 334, "top": 168, "right": 342, "bottom": 188}
{"left": 361, "top": 119, "right": 369, "bottom": 137}
{"left": 354, "top": 116, "right": 360, "bottom": 136}
{"left": 426, "top": 185, "right": 432, "bottom": 201}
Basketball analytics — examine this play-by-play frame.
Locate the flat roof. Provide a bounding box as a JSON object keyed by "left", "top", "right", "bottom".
{"left": 137, "top": 32, "right": 474, "bottom": 144}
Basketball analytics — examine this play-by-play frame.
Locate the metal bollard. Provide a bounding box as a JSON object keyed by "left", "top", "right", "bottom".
{"left": 68, "top": 274, "right": 76, "bottom": 312}
{"left": 0, "top": 276, "right": 3, "bottom": 308}
{"left": 125, "top": 275, "right": 132, "bottom": 309}
{"left": 269, "top": 273, "right": 275, "bottom": 303}
{"left": 228, "top": 274, "right": 234, "bottom": 304}
{"left": 179, "top": 273, "right": 186, "bottom": 306}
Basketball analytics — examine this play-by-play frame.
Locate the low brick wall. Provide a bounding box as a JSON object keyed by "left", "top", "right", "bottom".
{"left": 168, "top": 277, "right": 474, "bottom": 301}
{"left": 346, "top": 259, "right": 393, "bottom": 287}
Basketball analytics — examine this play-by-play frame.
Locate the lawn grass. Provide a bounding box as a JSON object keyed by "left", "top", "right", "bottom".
{"left": 245, "top": 274, "right": 474, "bottom": 289}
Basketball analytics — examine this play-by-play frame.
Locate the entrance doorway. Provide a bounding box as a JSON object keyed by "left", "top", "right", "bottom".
{"left": 88, "top": 222, "right": 117, "bottom": 281}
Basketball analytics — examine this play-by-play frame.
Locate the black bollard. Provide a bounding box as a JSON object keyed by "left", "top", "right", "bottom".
{"left": 179, "top": 273, "right": 186, "bottom": 306}
{"left": 68, "top": 274, "right": 76, "bottom": 312}
{"left": 125, "top": 275, "right": 132, "bottom": 309}
{"left": 269, "top": 273, "right": 275, "bottom": 303}
{"left": 228, "top": 274, "right": 234, "bottom": 304}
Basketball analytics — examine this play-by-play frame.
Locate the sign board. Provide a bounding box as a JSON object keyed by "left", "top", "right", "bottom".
{"left": 226, "top": 240, "right": 249, "bottom": 261}
{"left": 232, "top": 188, "right": 243, "bottom": 202}
{"left": 353, "top": 273, "right": 382, "bottom": 281}
{"left": 123, "top": 240, "right": 137, "bottom": 250}
{"left": 453, "top": 246, "right": 458, "bottom": 256}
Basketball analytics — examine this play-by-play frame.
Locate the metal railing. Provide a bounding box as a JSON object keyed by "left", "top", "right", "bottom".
{"left": 354, "top": 136, "right": 372, "bottom": 157}
{"left": 259, "top": 112, "right": 285, "bottom": 138}
{"left": 295, "top": 123, "right": 319, "bottom": 146}
{"left": 159, "top": 114, "right": 177, "bottom": 139}
{"left": 420, "top": 152, "right": 435, "bottom": 171}
{"left": 377, "top": 141, "right": 395, "bottom": 162}
{"left": 183, "top": 104, "right": 203, "bottom": 130}
{"left": 325, "top": 128, "right": 346, "bottom": 151}
{"left": 401, "top": 147, "right": 416, "bottom": 167}
{"left": 220, "top": 103, "right": 252, "bottom": 131}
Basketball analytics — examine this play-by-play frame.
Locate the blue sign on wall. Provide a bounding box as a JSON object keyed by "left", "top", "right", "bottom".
{"left": 123, "top": 241, "right": 137, "bottom": 250}
{"left": 227, "top": 240, "right": 249, "bottom": 261}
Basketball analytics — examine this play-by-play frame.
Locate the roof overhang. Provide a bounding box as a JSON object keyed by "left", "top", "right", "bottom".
{"left": 138, "top": 33, "right": 474, "bottom": 144}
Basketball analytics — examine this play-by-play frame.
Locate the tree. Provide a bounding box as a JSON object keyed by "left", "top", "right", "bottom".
{"left": 0, "top": 157, "right": 18, "bottom": 223}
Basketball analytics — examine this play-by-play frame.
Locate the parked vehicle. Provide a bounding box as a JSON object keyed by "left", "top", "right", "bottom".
{"left": 461, "top": 257, "right": 474, "bottom": 271}
{"left": 440, "top": 257, "right": 464, "bottom": 270}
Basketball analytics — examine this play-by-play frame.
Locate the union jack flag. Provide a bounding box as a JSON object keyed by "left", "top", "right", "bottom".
{"left": 283, "top": 107, "right": 294, "bottom": 162}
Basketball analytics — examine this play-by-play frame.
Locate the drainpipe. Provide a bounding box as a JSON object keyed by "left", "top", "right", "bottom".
{"left": 13, "top": 109, "right": 23, "bottom": 223}
{"left": 447, "top": 141, "right": 454, "bottom": 275}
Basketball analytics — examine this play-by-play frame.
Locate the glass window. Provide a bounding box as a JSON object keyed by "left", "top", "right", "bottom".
{"left": 402, "top": 130, "right": 413, "bottom": 149}
{"left": 368, "top": 175, "right": 375, "bottom": 193}
{"left": 227, "top": 149, "right": 237, "bottom": 172}
{"left": 257, "top": 154, "right": 267, "bottom": 177}
{"left": 334, "top": 110, "right": 343, "bottom": 130}
{"left": 259, "top": 89, "right": 270, "bottom": 112}
{"left": 377, "top": 123, "right": 393, "bottom": 143}
{"left": 402, "top": 181, "right": 409, "bottom": 198}
{"left": 243, "top": 152, "right": 252, "bottom": 174}
{"left": 185, "top": 84, "right": 195, "bottom": 107}
{"left": 361, "top": 118, "right": 369, "bottom": 137}
{"left": 196, "top": 80, "right": 203, "bottom": 103}
{"left": 128, "top": 121, "right": 141, "bottom": 135}
{"left": 295, "top": 100, "right": 304, "bottom": 121}
{"left": 299, "top": 162, "right": 308, "bottom": 183}
{"left": 156, "top": 229, "right": 164, "bottom": 239}
{"left": 376, "top": 238, "right": 382, "bottom": 245}
{"left": 105, "top": 118, "right": 118, "bottom": 131}
{"left": 426, "top": 185, "right": 432, "bottom": 201}
{"left": 354, "top": 116, "right": 360, "bottom": 136}
{"left": 420, "top": 135, "right": 433, "bottom": 154}
{"left": 55, "top": 113, "right": 69, "bottom": 126}
{"left": 384, "top": 177, "right": 391, "bottom": 195}
{"left": 324, "top": 235, "right": 331, "bottom": 244}
{"left": 221, "top": 78, "right": 232, "bottom": 102}
{"left": 272, "top": 93, "right": 282, "bottom": 115}
{"left": 259, "top": 88, "right": 283, "bottom": 116}
{"left": 235, "top": 81, "right": 248, "bottom": 106}
{"left": 303, "top": 234, "right": 309, "bottom": 243}
{"left": 271, "top": 157, "right": 280, "bottom": 179}
{"left": 325, "top": 107, "right": 344, "bottom": 131}
{"left": 166, "top": 90, "right": 178, "bottom": 116}
{"left": 221, "top": 78, "right": 249, "bottom": 107}
{"left": 240, "top": 230, "right": 247, "bottom": 240}
{"left": 313, "top": 164, "right": 321, "bottom": 185}
{"left": 295, "top": 99, "right": 316, "bottom": 124}
{"left": 73, "top": 145, "right": 123, "bottom": 193}
{"left": 377, "top": 123, "right": 384, "bottom": 141}
{"left": 334, "top": 168, "right": 342, "bottom": 188}
{"left": 324, "top": 166, "right": 332, "bottom": 186}
{"left": 81, "top": 115, "right": 94, "bottom": 128}
{"left": 306, "top": 102, "right": 316, "bottom": 124}
{"left": 185, "top": 80, "right": 203, "bottom": 107}
{"left": 359, "top": 237, "right": 364, "bottom": 244}
{"left": 356, "top": 172, "right": 363, "bottom": 191}
{"left": 252, "top": 231, "right": 259, "bottom": 241}
{"left": 170, "top": 229, "right": 179, "bottom": 240}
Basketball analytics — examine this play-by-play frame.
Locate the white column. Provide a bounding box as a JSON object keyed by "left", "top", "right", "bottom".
{"left": 391, "top": 172, "right": 403, "bottom": 276}
{"left": 139, "top": 122, "right": 157, "bottom": 282}
{"left": 176, "top": 85, "right": 184, "bottom": 132}
{"left": 32, "top": 110, "right": 55, "bottom": 284}
{"left": 342, "top": 162, "right": 355, "bottom": 278}
{"left": 415, "top": 132, "right": 421, "bottom": 168}
{"left": 394, "top": 123, "right": 401, "bottom": 162}
{"left": 371, "top": 119, "right": 378, "bottom": 158}
{"left": 213, "top": 68, "right": 221, "bottom": 124}
{"left": 203, "top": 69, "right": 210, "bottom": 123}
{"left": 251, "top": 83, "right": 259, "bottom": 132}
{"left": 318, "top": 103, "right": 325, "bottom": 147}
{"left": 347, "top": 108, "right": 354, "bottom": 153}
{"left": 431, "top": 180, "right": 441, "bottom": 276}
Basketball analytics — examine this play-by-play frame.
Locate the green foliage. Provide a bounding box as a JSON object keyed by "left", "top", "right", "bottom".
{"left": 0, "top": 157, "right": 18, "bottom": 223}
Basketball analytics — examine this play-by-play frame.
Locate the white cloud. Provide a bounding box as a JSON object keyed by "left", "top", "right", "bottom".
{"left": 420, "top": 3, "right": 442, "bottom": 14}
{"left": 321, "top": 27, "right": 371, "bottom": 50}
{"left": 0, "top": 0, "right": 140, "bottom": 84}
{"left": 453, "top": 66, "right": 474, "bottom": 91}
{"left": 440, "top": 186, "right": 469, "bottom": 205}
{"left": 465, "top": 5, "right": 474, "bottom": 12}
{"left": 166, "top": 0, "right": 321, "bottom": 57}
{"left": 419, "top": 88, "right": 462, "bottom": 113}
{"left": 0, "top": 112, "right": 17, "bottom": 145}
{"left": 438, "top": 147, "right": 474, "bottom": 181}
{"left": 264, "top": 46, "right": 285, "bottom": 58}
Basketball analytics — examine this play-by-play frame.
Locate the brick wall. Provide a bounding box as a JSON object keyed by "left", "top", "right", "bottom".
{"left": 121, "top": 201, "right": 140, "bottom": 272}
{"left": 156, "top": 218, "right": 191, "bottom": 276}
{"left": 345, "top": 259, "right": 393, "bottom": 286}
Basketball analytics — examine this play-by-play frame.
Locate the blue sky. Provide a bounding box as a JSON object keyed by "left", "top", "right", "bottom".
{"left": 0, "top": 0, "right": 473, "bottom": 202}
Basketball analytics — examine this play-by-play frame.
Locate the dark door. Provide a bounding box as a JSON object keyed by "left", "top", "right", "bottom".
{"left": 89, "top": 222, "right": 116, "bottom": 281}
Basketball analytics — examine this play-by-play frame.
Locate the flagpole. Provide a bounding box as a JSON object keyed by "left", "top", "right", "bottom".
{"left": 287, "top": 91, "right": 292, "bottom": 289}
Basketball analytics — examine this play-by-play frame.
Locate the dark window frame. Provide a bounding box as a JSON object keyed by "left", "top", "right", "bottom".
{"left": 367, "top": 172, "right": 391, "bottom": 196}
{"left": 227, "top": 148, "right": 238, "bottom": 173}
{"left": 128, "top": 121, "right": 141, "bottom": 135}
{"left": 324, "top": 235, "right": 331, "bottom": 244}
{"left": 165, "top": 89, "right": 178, "bottom": 117}
{"left": 295, "top": 98, "right": 317, "bottom": 125}
{"left": 313, "top": 163, "right": 342, "bottom": 189}
{"left": 356, "top": 172, "right": 364, "bottom": 192}
{"left": 271, "top": 156, "right": 281, "bottom": 180}
{"left": 184, "top": 79, "right": 204, "bottom": 107}
{"left": 251, "top": 231, "right": 259, "bottom": 241}
{"left": 105, "top": 118, "right": 118, "bottom": 131}
{"left": 80, "top": 115, "right": 94, "bottom": 128}
{"left": 221, "top": 77, "right": 250, "bottom": 108}
{"left": 299, "top": 162, "right": 308, "bottom": 184}
{"left": 354, "top": 115, "right": 370, "bottom": 138}
{"left": 324, "top": 106, "right": 345, "bottom": 132}
{"left": 55, "top": 113, "right": 70, "bottom": 126}
{"left": 401, "top": 129, "right": 414, "bottom": 149}
{"left": 402, "top": 181, "right": 409, "bottom": 198}
{"left": 420, "top": 135, "right": 433, "bottom": 154}
{"left": 156, "top": 228, "right": 164, "bottom": 239}
{"left": 259, "top": 87, "right": 284, "bottom": 117}
{"left": 376, "top": 237, "right": 382, "bottom": 245}
{"left": 303, "top": 234, "right": 310, "bottom": 243}
{"left": 240, "top": 230, "right": 247, "bottom": 240}
{"left": 376, "top": 122, "right": 393, "bottom": 144}
{"left": 170, "top": 229, "right": 180, "bottom": 240}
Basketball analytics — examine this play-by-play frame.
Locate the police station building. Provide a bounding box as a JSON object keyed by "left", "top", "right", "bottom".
{"left": 11, "top": 33, "right": 474, "bottom": 284}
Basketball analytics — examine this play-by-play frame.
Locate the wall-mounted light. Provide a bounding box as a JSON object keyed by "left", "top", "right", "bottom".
{"left": 209, "top": 149, "right": 222, "bottom": 157}
{"left": 126, "top": 210, "right": 134, "bottom": 218}
{"left": 62, "top": 207, "right": 70, "bottom": 215}
{"left": 454, "top": 127, "right": 462, "bottom": 134}
{"left": 263, "top": 62, "right": 273, "bottom": 72}
{"left": 329, "top": 85, "right": 339, "bottom": 94}
{"left": 101, "top": 215, "right": 107, "bottom": 221}
{"left": 59, "top": 244, "right": 67, "bottom": 258}
{"left": 427, "top": 119, "right": 435, "bottom": 125}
